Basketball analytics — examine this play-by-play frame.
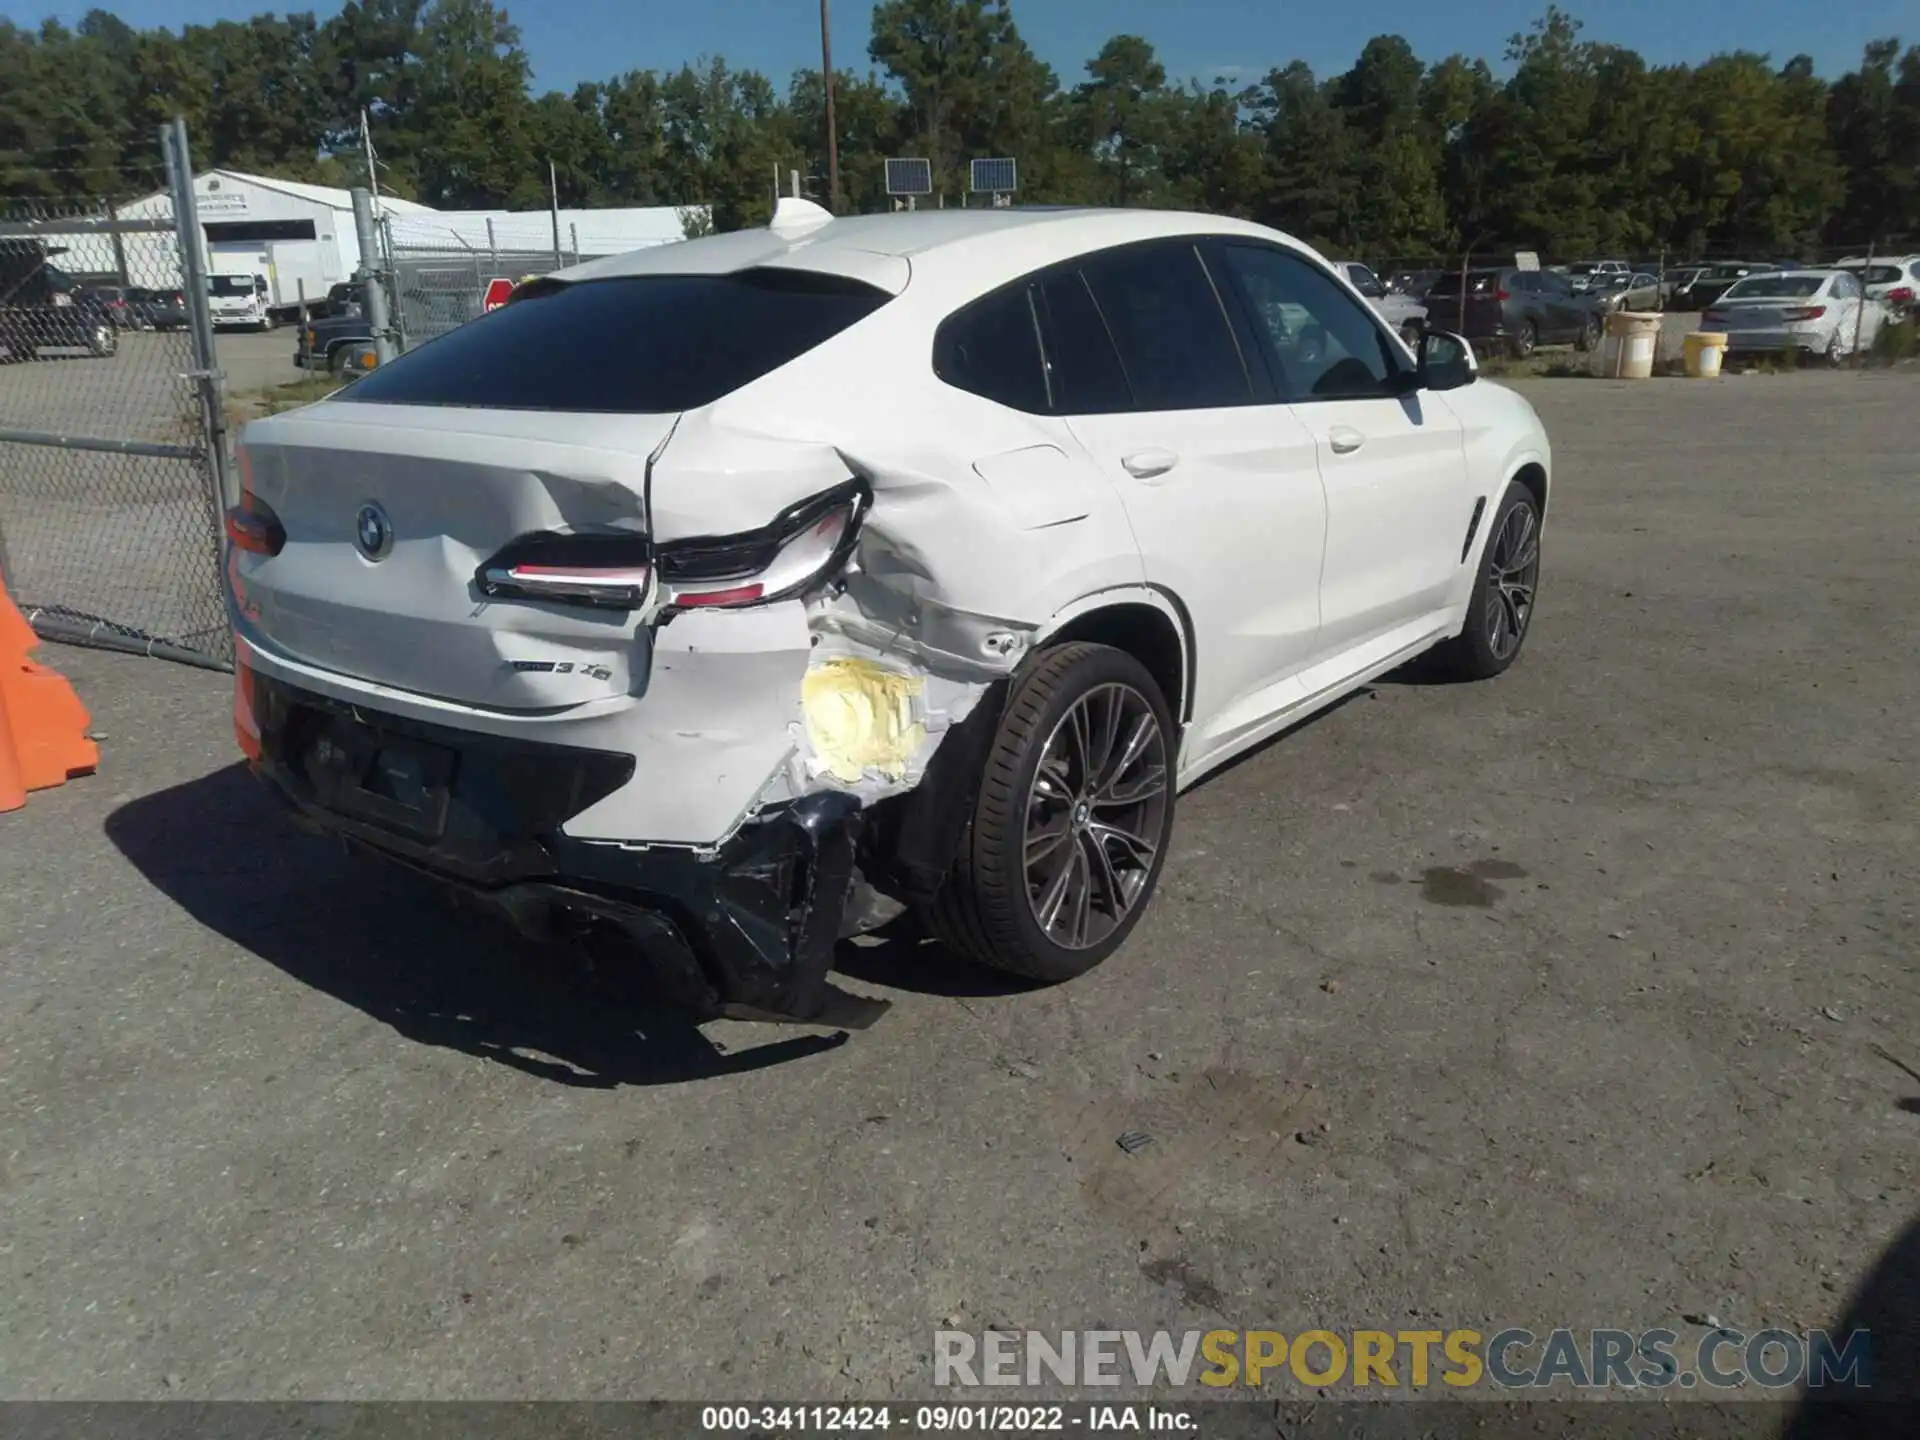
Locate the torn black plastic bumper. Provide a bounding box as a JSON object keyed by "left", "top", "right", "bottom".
{"left": 247, "top": 674, "right": 883, "bottom": 1025}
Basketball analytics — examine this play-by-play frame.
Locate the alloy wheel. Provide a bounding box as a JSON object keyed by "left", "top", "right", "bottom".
{"left": 1023, "top": 682, "right": 1170, "bottom": 951}
{"left": 1483, "top": 500, "right": 1540, "bottom": 662}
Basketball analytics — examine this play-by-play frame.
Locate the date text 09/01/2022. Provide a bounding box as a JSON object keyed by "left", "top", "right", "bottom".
{"left": 700, "top": 1405, "right": 1194, "bottom": 1431}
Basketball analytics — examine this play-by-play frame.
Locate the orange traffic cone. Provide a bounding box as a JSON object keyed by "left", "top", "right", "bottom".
{"left": 0, "top": 573, "right": 98, "bottom": 812}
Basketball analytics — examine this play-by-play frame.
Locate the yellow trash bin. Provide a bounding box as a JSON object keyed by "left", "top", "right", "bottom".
{"left": 1596, "top": 310, "right": 1663, "bottom": 379}
{"left": 1683, "top": 330, "right": 1727, "bottom": 378}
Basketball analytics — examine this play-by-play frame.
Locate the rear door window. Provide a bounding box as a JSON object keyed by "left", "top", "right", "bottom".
{"left": 932, "top": 283, "right": 1049, "bottom": 413}
{"left": 1033, "top": 270, "right": 1133, "bottom": 414}
{"left": 1079, "top": 242, "right": 1252, "bottom": 410}
{"left": 341, "top": 269, "right": 892, "bottom": 413}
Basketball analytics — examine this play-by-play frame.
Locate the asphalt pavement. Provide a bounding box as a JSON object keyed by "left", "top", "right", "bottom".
{"left": 0, "top": 369, "right": 1915, "bottom": 1402}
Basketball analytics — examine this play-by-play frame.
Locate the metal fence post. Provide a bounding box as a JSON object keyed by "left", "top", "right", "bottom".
{"left": 164, "top": 117, "right": 235, "bottom": 516}
{"left": 1851, "top": 240, "right": 1873, "bottom": 366}
{"left": 104, "top": 195, "right": 129, "bottom": 286}
{"left": 351, "top": 188, "right": 396, "bottom": 365}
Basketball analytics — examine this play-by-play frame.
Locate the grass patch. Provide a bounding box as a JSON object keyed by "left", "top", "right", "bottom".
{"left": 226, "top": 372, "right": 347, "bottom": 429}
{"left": 259, "top": 374, "right": 347, "bottom": 413}
{"left": 1866, "top": 317, "right": 1920, "bottom": 367}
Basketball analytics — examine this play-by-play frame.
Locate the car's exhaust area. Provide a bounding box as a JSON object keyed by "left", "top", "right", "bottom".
{"left": 245, "top": 667, "right": 897, "bottom": 1025}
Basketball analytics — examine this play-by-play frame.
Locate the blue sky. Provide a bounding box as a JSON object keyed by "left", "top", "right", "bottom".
{"left": 26, "top": 0, "right": 1912, "bottom": 93}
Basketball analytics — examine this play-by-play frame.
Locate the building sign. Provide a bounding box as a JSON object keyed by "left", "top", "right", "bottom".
{"left": 196, "top": 180, "right": 249, "bottom": 215}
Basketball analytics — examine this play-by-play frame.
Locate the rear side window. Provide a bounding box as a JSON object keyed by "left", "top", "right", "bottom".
{"left": 1080, "top": 243, "right": 1251, "bottom": 410}
{"left": 342, "top": 269, "right": 891, "bottom": 413}
{"left": 932, "top": 284, "right": 1049, "bottom": 413}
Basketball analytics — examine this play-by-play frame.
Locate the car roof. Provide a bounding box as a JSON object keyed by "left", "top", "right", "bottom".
{"left": 558, "top": 206, "right": 1296, "bottom": 301}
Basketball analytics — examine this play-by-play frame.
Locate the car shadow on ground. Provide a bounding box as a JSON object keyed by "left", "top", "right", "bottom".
{"left": 1783, "top": 1204, "right": 1918, "bottom": 1434}
{"left": 832, "top": 910, "right": 1045, "bottom": 1001}
{"left": 103, "top": 763, "right": 853, "bottom": 1088}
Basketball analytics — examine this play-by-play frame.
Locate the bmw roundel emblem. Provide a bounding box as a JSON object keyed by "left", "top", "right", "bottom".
{"left": 354, "top": 501, "right": 393, "bottom": 560}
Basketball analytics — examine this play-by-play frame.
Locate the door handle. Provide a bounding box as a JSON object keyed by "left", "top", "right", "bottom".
{"left": 1328, "top": 426, "right": 1366, "bottom": 455}
{"left": 1121, "top": 447, "right": 1180, "bottom": 480}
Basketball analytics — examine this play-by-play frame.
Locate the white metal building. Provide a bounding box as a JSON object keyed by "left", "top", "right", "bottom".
{"left": 45, "top": 169, "right": 438, "bottom": 313}
{"left": 36, "top": 172, "right": 705, "bottom": 319}
{"left": 386, "top": 206, "right": 702, "bottom": 260}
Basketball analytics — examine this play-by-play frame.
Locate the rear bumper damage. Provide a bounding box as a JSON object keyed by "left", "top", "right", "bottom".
{"left": 246, "top": 672, "right": 889, "bottom": 1025}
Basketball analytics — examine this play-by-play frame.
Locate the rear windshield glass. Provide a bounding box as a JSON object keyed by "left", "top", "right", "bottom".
{"left": 1722, "top": 276, "right": 1824, "bottom": 299}
{"left": 341, "top": 269, "right": 891, "bottom": 413}
{"left": 1426, "top": 270, "right": 1499, "bottom": 296}
{"left": 1842, "top": 264, "right": 1902, "bottom": 284}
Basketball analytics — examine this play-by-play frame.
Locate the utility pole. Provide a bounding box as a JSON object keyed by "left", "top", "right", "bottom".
{"left": 548, "top": 158, "right": 562, "bottom": 268}
{"left": 820, "top": 0, "right": 840, "bottom": 211}
{"left": 360, "top": 108, "right": 381, "bottom": 217}
{"left": 351, "top": 187, "right": 395, "bottom": 366}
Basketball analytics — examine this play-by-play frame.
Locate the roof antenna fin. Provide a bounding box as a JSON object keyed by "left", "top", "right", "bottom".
{"left": 770, "top": 196, "right": 833, "bottom": 238}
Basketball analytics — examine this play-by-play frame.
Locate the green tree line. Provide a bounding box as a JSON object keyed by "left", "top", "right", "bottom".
{"left": 3, "top": 0, "right": 1918, "bottom": 257}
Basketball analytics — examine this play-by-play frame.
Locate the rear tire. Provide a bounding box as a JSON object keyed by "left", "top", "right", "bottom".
{"left": 1575, "top": 313, "right": 1602, "bottom": 352}
{"left": 1509, "top": 320, "right": 1538, "bottom": 359}
{"left": 922, "top": 642, "right": 1176, "bottom": 982}
{"left": 1431, "top": 481, "right": 1541, "bottom": 682}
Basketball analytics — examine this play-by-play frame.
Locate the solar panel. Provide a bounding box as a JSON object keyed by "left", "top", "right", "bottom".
{"left": 884, "top": 158, "right": 933, "bottom": 197}
{"left": 970, "top": 157, "right": 1018, "bottom": 194}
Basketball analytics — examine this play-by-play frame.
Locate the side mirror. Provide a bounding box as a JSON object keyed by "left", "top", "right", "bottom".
{"left": 1416, "top": 329, "right": 1477, "bottom": 391}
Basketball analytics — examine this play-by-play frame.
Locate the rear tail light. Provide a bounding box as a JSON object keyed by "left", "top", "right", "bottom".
{"left": 1784, "top": 306, "right": 1827, "bottom": 321}
{"left": 1493, "top": 289, "right": 1510, "bottom": 301}
{"left": 656, "top": 481, "right": 868, "bottom": 613}
{"left": 224, "top": 448, "right": 286, "bottom": 556}
{"left": 474, "top": 482, "right": 869, "bottom": 615}
{"left": 1887, "top": 286, "right": 1914, "bottom": 304}
{"left": 478, "top": 532, "right": 653, "bottom": 610}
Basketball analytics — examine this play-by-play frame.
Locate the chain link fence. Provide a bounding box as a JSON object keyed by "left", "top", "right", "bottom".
{"left": 0, "top": 122, "right": 230, "bottom": 668}
{"left": 380, "top": 212, "right": 688, "bottom": 351}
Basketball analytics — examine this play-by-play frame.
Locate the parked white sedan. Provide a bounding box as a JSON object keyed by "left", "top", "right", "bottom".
{"left": 1702, "top": 270, "right": 1886, "bottom": 360}
{"left": 228, "top": 203, "right": 1551, "bottom": 1021}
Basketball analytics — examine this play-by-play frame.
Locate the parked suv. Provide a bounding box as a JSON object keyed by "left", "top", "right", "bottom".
{"left": 1835, "top": 256, "right": 1920, "bottom": 322}
{"left": 0, "top": 256, "right": 118, "bottom": 361}
{"left": 229, "top": 205, "right": 1551, "bottom": 1023}
{"left": 1426, "top": 266, "right": 1606, "bottom": 356}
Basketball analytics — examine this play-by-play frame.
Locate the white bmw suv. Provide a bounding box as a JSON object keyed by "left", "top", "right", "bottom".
{"left": 227, "top": 202, "right": 1550, "bottom": 1023}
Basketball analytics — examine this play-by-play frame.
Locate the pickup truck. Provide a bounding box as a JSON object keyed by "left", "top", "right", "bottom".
{"left": 294, "top": 282, "right": 377, "bottom": 372}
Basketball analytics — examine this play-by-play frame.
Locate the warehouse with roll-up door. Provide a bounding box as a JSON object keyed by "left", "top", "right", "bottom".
{"left": 41, "top": 169, "right": 437, "bottom": 320}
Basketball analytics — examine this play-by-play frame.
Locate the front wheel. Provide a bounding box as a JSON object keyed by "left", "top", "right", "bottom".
{"left": 1575, "top": 313, "right": 1602, "bottom": 352}
{"left": 87, "top": 323, "right": 116, "bottom": 357}
{"left": 1431, "top": 482, "right": 1541, "bottom": 681}
{"left": 923, "top": 642, "right": 1176, "bottom": 982}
